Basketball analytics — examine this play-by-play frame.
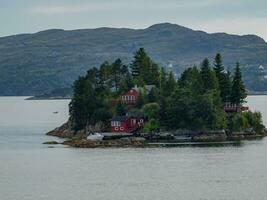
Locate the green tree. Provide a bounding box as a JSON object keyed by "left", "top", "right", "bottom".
{"left": 220, "top": 71, "right": 232, "bottom": 103}
{"left": 115, "top": 100, "right": 126, "bottom": 116}
{"left": 142, "top": 103, "right": 160, "bottom": 120}
{"left": 213, "top": 54, "right": 231, "bottom": 103}
{"left": 143, "top": 118, "right": 160, "bottom": 133}
{"left": 130, "top": 48, "right": 146, "bottom": 77}
{"left": 148, "top": 87, "right": 160, "bottom": 103}
{"left": 163, "top": 71, "right": 176, "bottom": 97}
{"left": 244, "top": 111, "right": 264, "bottom": 132}
{"left": 131, "top": 48, "right": 159, "bottom": 85}
{"left": 112, "top": 59, "right": 123, "bottom": 92}
{"left": 91, "top": 108, "right": 112, "bottom": 126}
{"left": 196, "top": 92, "right": 227, "bottom": 130}
{"left": 178, "top": 66, "right": 203, "bottom": 96}
{"left": 69, "top": 77, "right": 97, "bottom": 130}
{"left": 159, "top": 67, "right": 168, "bottom": 96}
{"left": 200, "top": 58, "right": 219, "bottom": 92}
{"left": 150, "top": 63, "right": 160, "bottom": 86}
{"left": 231, "top": 62, "right": 247, "bottom": 104}
{"left": 213, "top": 53, "right": 224, "bottom": 78}
{"left": 135, "top": 90, "right": 147, "bottom": 109}
{"left": 231, "top": 113, "right": 249, "bottom": 132}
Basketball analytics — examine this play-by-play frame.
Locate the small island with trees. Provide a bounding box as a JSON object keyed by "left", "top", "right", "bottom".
{"left": 46, "top": 48, "right": 267, "bottom": 147}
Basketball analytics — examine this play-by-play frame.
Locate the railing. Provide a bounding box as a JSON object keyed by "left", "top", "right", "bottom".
{"left": 224, "top": 102, "right": 249, "bottom": 112}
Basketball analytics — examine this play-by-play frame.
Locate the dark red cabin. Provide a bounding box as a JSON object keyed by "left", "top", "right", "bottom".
{"left": 110, "top": 115, "right": 144, "bottom": 133}
{"left": 121, "top": 89, "right": 139, "bottom": 105}
{"left": 224, "top": 102, "right": 249, "bottom": 113}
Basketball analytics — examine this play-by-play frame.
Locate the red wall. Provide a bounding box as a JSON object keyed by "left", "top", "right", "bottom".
{"left": 110, "top": 117, "right": 144, "bottom": 133}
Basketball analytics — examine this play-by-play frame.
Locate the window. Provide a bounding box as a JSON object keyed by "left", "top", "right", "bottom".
{"left": 112, "top": 121, "right": 121, "bottom": 126}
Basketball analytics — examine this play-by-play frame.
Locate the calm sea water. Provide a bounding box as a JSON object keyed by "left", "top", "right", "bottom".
{"left": 0, "top": 96, "right": 267, "bottom": 200}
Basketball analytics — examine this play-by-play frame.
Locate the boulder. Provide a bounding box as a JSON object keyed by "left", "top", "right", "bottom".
{"left": 43, "top": 141, "right": 60, "bottom": 145}
{"left": 46, "top": 120, "right": 86, "bottom": 139}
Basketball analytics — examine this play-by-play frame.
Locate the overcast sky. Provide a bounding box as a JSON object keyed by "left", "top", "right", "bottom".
{"left": 1, "top": 0, "right": 267, "bottom": 40}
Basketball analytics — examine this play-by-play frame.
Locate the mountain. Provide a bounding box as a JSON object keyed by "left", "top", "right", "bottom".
{"left": 1, "top": 23, "right": 267, "bottom": 95}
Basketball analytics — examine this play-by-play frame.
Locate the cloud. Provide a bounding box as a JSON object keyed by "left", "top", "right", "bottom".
{"left": 189, "top": 17, "right": 267, "bottom": 41}
{"left": 31, "top": 3, "right": 109, "bottom": 14}
{"left": 30, "top": 0, "right": 229, "bottom": 15}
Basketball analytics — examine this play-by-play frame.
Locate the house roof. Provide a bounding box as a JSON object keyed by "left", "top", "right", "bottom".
{"left": 145, "top": 85, "right": 155, "bottom": 92}
{"left": 121, "top": 89, "right": 139, "bottom": 96}
{"left": 126, "top": 111, "right": 144, "bottom": 118}
{"left": 111, "top": 116, "right": 129, "bottom": 122}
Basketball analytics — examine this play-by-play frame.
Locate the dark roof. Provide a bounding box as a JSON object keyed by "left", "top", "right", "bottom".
{"left": 127, "top": 111, "right": 144, "bottom": 118}
{"left": 111, "top": 116, "right": 129, "bottom": 121}
{"left": 121, "top": 89, "right": 138, "bottom": 96}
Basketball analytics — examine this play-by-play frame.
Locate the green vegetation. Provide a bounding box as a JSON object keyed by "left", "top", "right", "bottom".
{"left": 69, "top": 48, "right": 265, "bottom": 134}
{"left": 229, "top": 111, "right": 264, "bottom": 132}
{"left": 231, "top": 63, "right": 247, "bottom": 104}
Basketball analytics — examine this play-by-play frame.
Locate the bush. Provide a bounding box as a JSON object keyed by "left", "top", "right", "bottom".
{"left": 231, "top": 113, "right": 249, "bottom": 132}
{"left": 243, "top": 111, "right": 264, "bottom": 132}
{"left": 143, "top": 119, "right": 160, "bottom": 133}
{"left": 142, "top": 103, "right": 160, "bottom": 120}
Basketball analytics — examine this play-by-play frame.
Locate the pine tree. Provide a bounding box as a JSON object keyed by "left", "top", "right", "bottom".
{"left": 213, "top": 53, "right": 224, "bottom": 77}
{"left": 213, "top": 53, "right": 231, "bottom": 103}
{"left": 231, "top": 62, "right": 247, "bottom": 104}
{"left": 69, "top": 77, "right": 97, "bottom": 130}
{"left": 200, "top": 58, "right": 219, "bottom": 92}
{"left": 115, "top": 100, "right": 126, "bottom": 116}
{"left": 159, "top": 67, "right": 168, "bottom": 95}
{"left": 148, "top": 87, "right": 160, "bottom": 103}
{"left": 130, "top": 48, "right": 147, "bottom": 77}
{"left": 220, "top": 71, "right": 232, "bottom": 103}
{"left": 179, "top": 66, "right": 203, "bottom": 96}
{"left": 135, "top": 91, "right": 146, "bottom": 109}
{"left": 130, "top": 48, "right": 159, "bottom": 85}
{"left": 163, "top": 71, "right": 176, "bottom": 97}
{"left": 150, "top": 63, "right": 160, "bottom": 86}
{"left": 112, "top": 58, "right": 123, "bottom": 92}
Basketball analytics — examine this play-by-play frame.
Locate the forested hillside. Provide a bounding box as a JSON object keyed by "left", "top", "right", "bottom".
{"left": 0, "top": 23, "right": 267, "bottom": 95}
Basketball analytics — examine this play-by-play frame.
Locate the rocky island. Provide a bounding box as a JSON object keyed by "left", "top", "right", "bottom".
{"left": 46, "top": 48, "right": 267, "bottom": 148}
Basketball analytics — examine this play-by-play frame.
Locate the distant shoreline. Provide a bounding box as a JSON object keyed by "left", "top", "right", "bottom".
{"left": 247, "top": 93, "right": 267, "bottom": 96}
{"left": 24, "top": 93, "right": 267, "bottom": 100}
{"left": 25, "top": 96, "right": 71, "bottom": 100}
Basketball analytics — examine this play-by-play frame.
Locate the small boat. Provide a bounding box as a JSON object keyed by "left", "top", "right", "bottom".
{"left": 53, "top": 111, "right": 59, "bottom": 114}
{"left": 87, "top": 133, "right": 104, "bottom": 141}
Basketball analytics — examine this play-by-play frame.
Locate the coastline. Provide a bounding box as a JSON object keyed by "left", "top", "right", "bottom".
{"left": 45, "top": 122, "right": 267, "bottom": 148}
{"left": 25, "top": 96, "right": 71, "bottom": 100}
{"left": 24, "top": 92, "right": 267, "bottom": 101}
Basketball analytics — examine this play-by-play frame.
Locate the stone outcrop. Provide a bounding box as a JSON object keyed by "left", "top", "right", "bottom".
{"left": 46, "top": 121, "right": 82, "bottom": 138}
{"left": 192, "top": 133, "right": 227, "bottom": 142}
{"left": 62, "top": 137, "right": 146, "bottom": 148}
{"left": 46, "top": 121, "right": 107, "bottom": 139}
{"left": 43, "top": 141, "right": 60, "bottom": 145}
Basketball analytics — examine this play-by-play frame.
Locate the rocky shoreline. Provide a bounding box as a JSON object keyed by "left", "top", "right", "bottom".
{"left": 45, "top": 122, "right": 267, "bottom": 148}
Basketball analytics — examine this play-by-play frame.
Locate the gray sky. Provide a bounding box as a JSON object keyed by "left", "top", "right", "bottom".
{"left": 1, "top": 0, "right": 267, "bottom": 40}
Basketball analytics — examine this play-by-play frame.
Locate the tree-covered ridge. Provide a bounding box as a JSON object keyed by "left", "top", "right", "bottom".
{"left": 1, "top": 23, "right": 267, "bottom": 96}
{"left": 69, "top": 48, "right": 264, "bottom": 133}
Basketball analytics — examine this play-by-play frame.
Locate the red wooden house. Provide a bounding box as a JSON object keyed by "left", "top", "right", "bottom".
{"left": 224, "top": 102, "right": 249, "bottom": 113}
{"left": 121, "top": 89, "right": 139, "bottom": 105}
{"left": 110, "top": 115, "right": 144, "bottom": 133}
